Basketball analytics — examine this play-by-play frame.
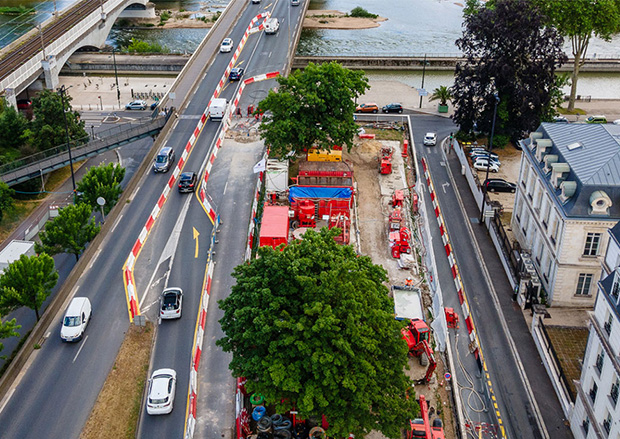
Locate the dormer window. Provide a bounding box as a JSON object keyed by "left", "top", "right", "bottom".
{"left": 551, "top": 163, "right": 570, "bottom": 188}
{"left": 590, "top": 190, "right": 612, "bottom": 215}
{"left": 535, "top": 139, "right": 552, "bottom": 162}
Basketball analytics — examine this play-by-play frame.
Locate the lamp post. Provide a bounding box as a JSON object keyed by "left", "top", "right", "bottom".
{"left": 37, "top": 24, "right": 46, "bottom": 61}
{"left": 58, "top": 85, "right": 77, "bottom": 201}
{"left": 419, "top": 54, "right": 427, "bottom": 109}
{"left": 112, "top": 48, "right": 121, "bottom": 109}
{"left": 479, "top": 93, "right": 500, "bottom": 224}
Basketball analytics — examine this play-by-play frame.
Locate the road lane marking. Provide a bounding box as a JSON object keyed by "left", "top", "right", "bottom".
{"left": 72, "top": 335, "right": 89, "bottom": 363}
{"left": 193, "top": 227, "right": 200, "bottom": 258}
{"left": 0, "top": 388, "right": 16, "bottom": 414}
{"left": 110, "top": 214, "right": 123, "bottom": 234}
{"left": 223, "top": 181, "right": 229, "bottom": 195}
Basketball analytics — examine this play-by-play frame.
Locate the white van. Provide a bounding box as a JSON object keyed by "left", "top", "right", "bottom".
{"left": 265, "top": 18, "right": 280, "bottom": 34}
{"left": 209, "top": 98, "right": 228, "bottom": 121}
{"left": 60, "top": 297, "right": 92, "bottom": 342}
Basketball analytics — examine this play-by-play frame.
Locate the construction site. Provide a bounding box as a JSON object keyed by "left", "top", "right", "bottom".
{"left": 231, "top": 117, "right": 456, "bottom": 439}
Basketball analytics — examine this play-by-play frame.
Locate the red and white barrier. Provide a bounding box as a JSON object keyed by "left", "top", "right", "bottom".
{"left": 421, "top": 158, "right": 480, "bottom": 360}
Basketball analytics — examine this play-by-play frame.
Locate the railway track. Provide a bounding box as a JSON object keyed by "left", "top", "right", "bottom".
{"left": 0, "top": 0, "right": 105, "bottom": 83}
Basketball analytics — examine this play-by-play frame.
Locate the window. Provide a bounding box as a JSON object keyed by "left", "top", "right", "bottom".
{"left": 596, "top": 351, "right": 605, "bottom": 374}
{"left": 612, "top": 279, "right": 620, "bottom": 302}
{"left": 590, "top": 382, "right": 598, "bottom": 403}
{"left": 582, "top": 417, "right": 590, "bottom": 435}
{"left": 576, "top": 274, "right": 593, "bottom": 296}
{"left": 603, "top": 413, "right": 612, "bottom": 434}
{"left": 584, "top": 232, "right": 602, "bottom": 256}
{"left": 611, "top": 377, "right": 619, "bottom": 406}
{"left": 605, "top": 314, "right": 613, "bottom": 336}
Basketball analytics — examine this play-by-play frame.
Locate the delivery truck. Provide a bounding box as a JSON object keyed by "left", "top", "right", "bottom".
{"left": 209, "top": 98, "right": 228, "bottom": 121}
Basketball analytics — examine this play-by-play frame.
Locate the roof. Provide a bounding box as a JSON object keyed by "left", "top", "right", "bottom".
{"left": 609, "top": 222, "right": 620, "bottom": 247}
{"left": 260, "top": 206, "right": 289, "bottom": 238}
{"left": 523, "top": 123, "right": 620, "bottom": 218}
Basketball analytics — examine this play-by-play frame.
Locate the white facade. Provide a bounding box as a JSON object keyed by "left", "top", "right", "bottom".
{"left": 511, "top": 125, "right": 620, "bottom": 307}
{"left": 570, "top": 225, "right": 620, "bottom": 438}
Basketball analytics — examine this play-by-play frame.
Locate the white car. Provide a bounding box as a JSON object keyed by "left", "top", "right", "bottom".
{"left": 473, "top": 160, "right": 499, "bottom": 173}
{"left": 125, "top": 100, "right": 147, "bottom": 110}
{"left": 613, "top": 119, "right": 620, "bottom": 125}
{"left": 147, "top": 369, "right": 177, "bottom": 415}
{"left": 160, "top": 288, "right": 183, "bottom": 319}
{"left": 469, "top": 149, "right": 498, "bottom": 159}
{"left": 471, "top": 154, "right": 501, "bottom": 166}
{"left": 220, "top": 38, "right": 233, "bottom": 53}
{"left": 423, "top": 132, "right": 437, "bottom": 146}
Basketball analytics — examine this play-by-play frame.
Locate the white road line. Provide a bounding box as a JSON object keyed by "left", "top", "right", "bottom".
{"left": 72, "top": 335, "right": 89, "bottom": 363}
{"left": 87, "top": 249, "right": 102, "bottom": 271}
{"left": 110, "top": 214, "right": 123, "bottom": 234}
{"left": 223, "top": 181, "right": 229, "bottom": 195}
{"left": 0, "top": 388, "right": 16, "bottom": 415}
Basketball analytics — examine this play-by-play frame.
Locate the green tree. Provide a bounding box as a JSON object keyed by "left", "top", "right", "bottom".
{"left": 257, "top": 62, "right": 369, "bottom": 157}
{"left": 452, "top": 0, "right": 567, "bottom": 143}
{"left": 124, "top": 38, "right": 165, "bottom": 53}
{"left": 0, "top": 105, "right": 27, "bottom": 150}
{"left": 28, "top": 89, "right": 87, "bottom": 151}
{"left": 535, "top": 0, "right": 620, "bottom": 111}
{"left": 429, "top": 85, "right": 452, "bottom": 106}
{"left": 36, "top": 203, "right": 100, "bottom": 262}
{"left": 0, "top": 316, "right": 20, "bottom": 353}
{"left": 218, "top": 228, "right": 417, "bottom": 439}
{"left": 0, "top": 181, "right": 15, "bottom": 222}
{"left": 77, "top": 163, "right": 126, "bottom": 214}
{"left": 0, "top": 253, "right": 58, "bottom": 321}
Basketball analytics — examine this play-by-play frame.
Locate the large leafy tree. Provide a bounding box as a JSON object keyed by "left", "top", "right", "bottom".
{"left": 36, "top": 203, "right": 100, "bottom": 262}
{"left": 0, "top": 105, "right": 27, "bottom": 150}
{"left": 0, "top": 181, "right": 15, "bottom": 222}
{"left": 0, "top": 316, "right": 20, "bottom": 353}
{"left": 534, "top": 0, "right": 620, "bottom": 112}
{"left": 77, "top": 163, "right": 126, "bottom": 214}
{"left": 28, "top": 89, "right": 87, "bottom": 151}
{"left": 218, "top": 228, "right": 417, "bottom": 439}
{"left": 257, "top": 62, "right": 369, "bottom": 157}
{"left": 0, "top": 253, "right": 58, "bottom": 321}
{"left": 453, "top": 0, "right": 567, "bottom": 144}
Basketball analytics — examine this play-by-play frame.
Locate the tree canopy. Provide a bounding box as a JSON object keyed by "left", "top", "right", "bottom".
{"left": 257, "top": 62, "right": 369, "bottom": 157}
{"left": 0, "top": 253, "right": 58, "bottom": 321}
{"left": 453, "top": 0, "right": 567, "bottom": 144}
{"left": 0, "top": 105, "right": 27, "bottom": 151}
{"left": 534, "top": 0, "right": 620, "bottom": 111}
{"left": 218, "top": 228, "right": 417, "bottom": 439}
{"left": 76, "top": 163, "right": 126, "bottom": 214}
{"left": 0, "top": 316, "right": 20, "bottom": 353}
{"left": 0, "top": 181, "right": 15, "bottom": 222}
{"left": 36, "top": 203, "right": 100, "bottom": 261}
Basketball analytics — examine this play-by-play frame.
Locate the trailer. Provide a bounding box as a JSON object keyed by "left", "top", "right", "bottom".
{"left": 393, "top": 285, "right": 424, "bottom": 321}
{"left": 259, "top": 206, "right": 290, "bottom": 249}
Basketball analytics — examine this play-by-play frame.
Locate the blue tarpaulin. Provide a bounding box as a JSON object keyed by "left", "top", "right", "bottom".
{"left": 289, "top": 186, "right": 352, "bottom": 202}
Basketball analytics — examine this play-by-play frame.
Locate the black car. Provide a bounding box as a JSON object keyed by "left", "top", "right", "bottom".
{"left": 178, "top": 172, "right": 197, "bottom": 193}
{"left": 484, "top": 178, "right": 516, "bottom": 193}
{"left": 382, "top": 103, "right": 403, "bottom": 114}
{"left": 229, "top": 68, "right": 244, "bottom": 81}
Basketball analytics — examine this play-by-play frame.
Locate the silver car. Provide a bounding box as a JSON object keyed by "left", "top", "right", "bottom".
{"left": 125, "top": 100, "right": 147, "bottom": 110}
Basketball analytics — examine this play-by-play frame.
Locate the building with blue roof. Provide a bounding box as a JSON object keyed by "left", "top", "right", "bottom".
{"left": 511, "top": 123, "right": 620, "bottom": 306}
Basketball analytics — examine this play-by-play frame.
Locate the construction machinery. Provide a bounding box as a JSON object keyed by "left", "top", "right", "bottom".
{"left": 401, "top": 319, "right": 437, "bottom": 383}
{"left": 407, "top": 395, "right": 446, "bottom": 439}
{"left": 379, "top": 145, "right": 393, "bottom": 174}
{"left": 445, "top": 307, "right": 460, "bottom": 329}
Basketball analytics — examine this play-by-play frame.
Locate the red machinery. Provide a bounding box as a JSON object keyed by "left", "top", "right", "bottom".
{"left": 445, "top": 307, "right": 460, "bottom": 329}
{"left": 407, "top": 395, "right": 446, "bottom": 439}
{"left": 296, "top": 199, "right": 316, "bottom": 227}
{"left": 401, "top": 319, "right": 436, "bottom": 383}
{"left": 329, "top": 213, "right": 351, "bottom": 244}
{"left": 389, "top": 206, "right": 411, "bottom": 258}
{"left": 392, "top": 189, "right": 404, "bottom": 207}
{"left": 379, "top": 145, "right": 393, "bottom": 174}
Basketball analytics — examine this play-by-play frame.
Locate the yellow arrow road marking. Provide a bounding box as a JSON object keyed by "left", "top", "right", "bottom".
{"left": 193, "top": 227, "right": 200, "bottom": 258}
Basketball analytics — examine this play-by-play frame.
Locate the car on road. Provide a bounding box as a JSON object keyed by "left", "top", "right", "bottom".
{"left": 60, "top": 297, "right": 92, "bottom": 342}
{"left": 484, "top": 178, "right": 516, "bottom": 193}
{"left": 553, "top": 116, "right": 569, "bottom": 123}
{"left": 291, "top": 0, "right": 300, "bottom": 5}
{"left": 229, "top": 67, "right": 245, "bottom": 81}
{"left": 473, "top": 160, "right": 499, "bottom": 173}
{"left": 252, "top": 0, "right": 261, "bottom": 3}
{"left": 153, "top": 146, "right": 175, "bottom": 173}
{"left": 585, "top": 115, "right": 607, "bottom": 124}
{"left": 125, "top": 100, "right": 147, "bottom": 110}
{"left": 614, "top": 119, "right": 620, "bottom": 125}
{"left": 265, "top": 18, "right": 280, "bottom": 34}
{"left": 382, "top": 103, "right": 403, "bottom": 114}
{"left": 220, "top": 38, "right": 233, "bottom": 53}
{"left": 147, "top": 369, "right": 177, "bottom": 415}
{"left": 150, "top": 101, "right": 159, "bottom": 111}
{"left": 423, "top": 132, "right": 437, "bottom": 146}
{"left": 178, "top": 171, "right": 197, "bottom": 193}
{"left": 355, "top": 103, "right": 379, "bottom": 113}
{"left": 160, "top": 288, "right": 183, "bottom": 319}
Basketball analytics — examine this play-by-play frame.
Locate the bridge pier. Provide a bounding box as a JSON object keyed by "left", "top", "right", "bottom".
{"left": 42, "top": 56, "right": 60, "bottom": 90}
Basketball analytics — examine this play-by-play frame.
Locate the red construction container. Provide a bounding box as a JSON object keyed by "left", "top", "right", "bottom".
{"left": 259, "top": 206, "right": 290, "bottom": 249}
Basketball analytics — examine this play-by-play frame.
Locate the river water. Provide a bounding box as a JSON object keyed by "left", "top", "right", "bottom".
{"left": 2, "top": 0, "right": 620, "bottom": 98}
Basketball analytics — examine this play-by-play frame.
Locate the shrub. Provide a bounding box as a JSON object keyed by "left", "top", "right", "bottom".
{"left": 348, "top": 7, "right": 378, "bottom": 19}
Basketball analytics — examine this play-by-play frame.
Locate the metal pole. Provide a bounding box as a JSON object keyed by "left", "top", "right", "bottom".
{"left": 479, "top": 93, "right": 500, "bottom": 224}
{"left": 419, "top": 54, "right": 427, "bottom": 109}
{"left": 288, "top": 2, "right": 291, "bottom": 55}
{"left": 112, "top": 48, "right": 121, "bottom": 109}
{"left": 37, "top": 24, "right": 46, "bottom": 61}
{"left": 59, "top": 86, "right": 77, "bottom": 201}
{"left": 53, "top": 0, "right": 57, "bottom": 16}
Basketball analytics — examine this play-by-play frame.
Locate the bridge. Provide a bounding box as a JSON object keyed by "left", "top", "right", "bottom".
{"left": 0, "top": 114, "right": 168, "bottom": 186}
{"left": 0, "top": 0, "right": 154, "bottom": 107}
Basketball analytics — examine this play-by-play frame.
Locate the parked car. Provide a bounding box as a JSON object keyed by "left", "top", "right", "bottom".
{"left": 252, "top": 0, "right": 261, "bottom": 3}
{"left": 160, "top": 288, "right": 183, "bottom": 319}
{"left": 484, "top": 178, "right": 516, "bottom": 193}
{"left": 16, "top": 99, "right": 31, "bottom": 110}
{"left": 355, "top": 103, "right": 379, "bottom": 113}
{"left": 147, "top": 369, "right": 177, "bottom": 415}
{"left": 473, "top": 160, "right": 499, "bottom": 173}
{"left": 553, "top": 116, "right": 569, "bottom": 123}
{"left": 613, "top": 119, "right": 620, "bottom": 125}
{"left": 60, "top": 297, "right": 92, "bottom": 342}
{"left": 178, "top": 172, "right": 197, "bottom": 193}
{"left": 471, "top": 154, "right": 501, "bottom": 166}
{"left": 382, "top": 103, "right": 403, "bottom": 114}
{"left": 423, "top": 132, "right": 437, "bottom": 146}
{"left": 151, "top": 102, "right": 159, "bottom": 111}
{"left": 229, "top": 67, "right": 244, "bottom": 81}
{"left": 469, "top": 150, "right": 498, "bottom": 159}
{"left": 220, "top": 38, "right": 233, "bottom": 53}
{"left": 153, "top": 146, "right": 175, "bottom": 173}
{"left": 585, "top": 115, "right": 607, "bottom": 124}
{"left": 125, "top": 100, "right": 147, "bottom": 110}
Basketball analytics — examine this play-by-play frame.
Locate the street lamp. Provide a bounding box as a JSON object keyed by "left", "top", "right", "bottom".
{"left": 419, "top": 54, "right": 427, "bottom": 109}
{"left": 479, "top": 93, "right": 500, "bottom": 224}
{"left": 112, "top": 48, "right": 121, "bottom": 109}
{"left": 58, "top": 85, "right": 77, "bottom": 201}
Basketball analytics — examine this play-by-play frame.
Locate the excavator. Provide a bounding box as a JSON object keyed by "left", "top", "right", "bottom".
{"left": 407, "top": 395, "right": 446, "bottom": 439}
{"left": 401, "top": 319, "right": 437, "bottom": 383}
